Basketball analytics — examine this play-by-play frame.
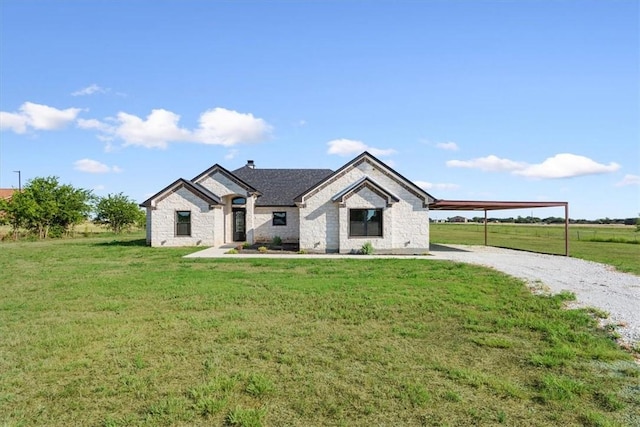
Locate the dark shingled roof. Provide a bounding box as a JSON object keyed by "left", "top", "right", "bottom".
{"left": 232, "top": 166, "right": 334, "bottom": 206}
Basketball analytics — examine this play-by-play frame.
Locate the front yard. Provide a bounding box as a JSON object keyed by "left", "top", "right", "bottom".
{"left": 0, "top": 234, "right": 638, "bottom": 426}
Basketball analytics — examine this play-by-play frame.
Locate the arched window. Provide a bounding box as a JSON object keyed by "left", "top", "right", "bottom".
{"left": 232, "top": 197, "right": 246, "bottom": 205}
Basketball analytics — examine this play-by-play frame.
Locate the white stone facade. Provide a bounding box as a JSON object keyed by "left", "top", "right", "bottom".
{"left": 299, "top": 158, "right": 429, "bottom": 254}
{"left": 143, "top": 153, "right": 432, "bottom": 250}
{"left": 253, "top": 207, "right": 300, "bottom": 244}
{"left": 195, "top": 171, "right": 256, "bottom": 244}
{"left": 147, "top": 187, "right": 222, "bottom": 247}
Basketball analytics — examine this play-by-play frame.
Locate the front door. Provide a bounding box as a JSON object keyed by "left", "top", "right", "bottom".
{"left": 232, "top": 208, "right": 246, "bottom": 241}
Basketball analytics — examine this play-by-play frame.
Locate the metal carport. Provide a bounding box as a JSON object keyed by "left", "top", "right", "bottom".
{"left": 429, "top": 200, "right": 570, "bottom": 256}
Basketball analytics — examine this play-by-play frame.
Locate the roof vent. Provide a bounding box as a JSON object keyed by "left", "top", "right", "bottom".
{"left": 246, "top": 160, "right": 255, "bottom": 169}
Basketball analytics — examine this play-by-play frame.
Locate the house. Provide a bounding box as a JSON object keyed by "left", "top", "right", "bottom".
{"left": 0, "top": 189, "right": 16, "bottom": 223}
{"left": 0, "top": 189, "right": 16, "bottom": 201}
{"left": 141, "top": 152, "right": 436, "bottom": 253}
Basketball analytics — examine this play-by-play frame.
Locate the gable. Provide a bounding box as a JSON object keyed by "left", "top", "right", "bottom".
{"left": 140, "top": 178, "right": 221, "bottom": 208}
{"left": 192, "top": 164, "right": 258, "bottom": 197}
{"left": 332, "top": 177, "right": 400, "bottom": 207}
{"left": 296, "top": 151, "right": 435, "bottom": 207}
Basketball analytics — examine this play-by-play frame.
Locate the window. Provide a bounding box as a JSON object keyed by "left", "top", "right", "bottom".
{"left": 349, "top": 209, "right": 382, "bottom": 237}
{"left": 272, "top": 211, "right": 287, "bottom": 226}
{"left": 232, "top": 197, "right": 246, "bottom": 205}
{"left": 176, "top": 211, "right": 191, "bottom": 236}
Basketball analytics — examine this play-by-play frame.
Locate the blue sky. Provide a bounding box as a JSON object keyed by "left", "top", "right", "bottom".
{"left": 1, "top": 1, "right": 638, "bottom": 220}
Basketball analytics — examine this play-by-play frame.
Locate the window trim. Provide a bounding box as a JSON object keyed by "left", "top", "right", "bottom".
{"left": 176, "top": 210, "right": 192, "bottom": 236}
{"left": 272, "top": 211, "right": 287, "bottom": 226}
{"left": 348, "top": 208, "right": 383, "bottom": 238}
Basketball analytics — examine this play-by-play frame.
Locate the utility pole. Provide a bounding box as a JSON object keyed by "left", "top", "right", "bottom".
{"left": 13, "top": 170, "right": 21, "bottom": 191}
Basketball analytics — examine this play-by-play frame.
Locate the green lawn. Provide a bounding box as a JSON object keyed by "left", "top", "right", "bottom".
{"left": 431, "top": 223, "right": 640, "bottom": 275}
{"left": 1, "top": 234, "right": 638, "bottom": 426}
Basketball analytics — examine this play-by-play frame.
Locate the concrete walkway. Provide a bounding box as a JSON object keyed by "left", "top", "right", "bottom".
{"left": 184, "top": 244, "right": 437, "bottom": 259}
{"left": 185, "top": 243, "right": 528, "bottom": 264}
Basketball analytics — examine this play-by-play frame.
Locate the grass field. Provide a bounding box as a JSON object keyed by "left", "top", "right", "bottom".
{"left": 1, "top": 233, "right": 638, "bottom": 426}
{"left": 430, "top": 223, "right": 640, "bottom": 275}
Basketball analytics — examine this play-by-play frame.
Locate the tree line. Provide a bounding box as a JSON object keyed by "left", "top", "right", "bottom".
{"left": 0, "top": 176, "right": 145, "bottom": 239}
{"left": 474, "top": 216, "right": 638, "bottom": 225}
{"left": 440, "top": 215, "right": 639, "bottom": 226}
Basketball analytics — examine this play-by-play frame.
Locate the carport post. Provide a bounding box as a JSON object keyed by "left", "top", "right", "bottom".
{"left": 564, "top": 204, "right": 569, "bottom": 256}
{"left": 484, "top": 209, "right": 488, "bottom": 246}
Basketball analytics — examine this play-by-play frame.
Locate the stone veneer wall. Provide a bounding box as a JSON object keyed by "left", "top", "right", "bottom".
{"left": 253, "top": 207, "right": 300, "bottom": 244}
{"left": 197, "top": 171, "right": 255, "bottom": 244}
{"left": 149, "top": 187, "right": 222, "bottom": 247}
{"left": 146, "top": 207, "right": 152, "bottom": 245}
{"left": 338, "top": 187, "right": 393, "bottom": 253}
{"left": 299, "top": 160, "right": 429, "bottom": 253}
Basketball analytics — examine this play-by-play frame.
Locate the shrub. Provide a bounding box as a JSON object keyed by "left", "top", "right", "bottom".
{"left": 242, "top": 242, "right": 251, "bottom": 249}
{"left": 361, "top": 241, "right": 374, "bottom": 255}
{"left": 226, "top": 406, "right": 266, "bottom": 427}
{"left": 246, "top": 374, "right": 274, "bottom": 397}
{"left": 226, "top": 248, "right": 239, "bottom": 254}
{"left": 271, "top": 235, "right": 282, "bottom": 246}
{"left": 258, "top": 246, "right": 268, "bottom": 253}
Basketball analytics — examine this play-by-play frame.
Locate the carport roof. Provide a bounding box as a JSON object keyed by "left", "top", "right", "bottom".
{"left": 428, "top": 199, "right": 570, "bottom": 256}
{"left": 429, "top": 200, "right": 568, "bottom": 211}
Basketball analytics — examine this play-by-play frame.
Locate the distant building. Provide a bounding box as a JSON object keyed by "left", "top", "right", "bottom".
{"left": 448, "top": 216, "right": 467, "bottom": 223}
{"left": 0, "top": 188, "right": 16, "bottom": 201}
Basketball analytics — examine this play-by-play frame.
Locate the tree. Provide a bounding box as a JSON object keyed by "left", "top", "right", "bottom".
{"left": 1, "top": 177, "right": 94, "bottom": 239}
{"left": 53, "top": 184, "right": 95, "bottom": 236}
{"left": 94, "top": 193, "right": 145, "bottom": 233}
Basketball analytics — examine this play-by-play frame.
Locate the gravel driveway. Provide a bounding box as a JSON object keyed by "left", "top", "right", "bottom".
{"left": 430, "top": 244, "right": 640, "bottom": 349}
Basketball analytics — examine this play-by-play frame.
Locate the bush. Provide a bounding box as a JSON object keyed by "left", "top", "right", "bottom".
{"left": 258, "top": 246, "right": 268, "bottom": 253}
{"left": 226, "top": 248, "right": 239, "bottom": 254}
{"left": 271, "top": 236, "right": 282, "bottom": 246}
{"left": 361, "top": 241, "right": 374, "bottom": 255}
{"left": 226, "top": 406, "right": 266, "bottom": 427}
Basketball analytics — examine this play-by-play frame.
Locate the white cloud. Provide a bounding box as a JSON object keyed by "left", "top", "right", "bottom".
{"left": 447, "top": 155, "right": 526, "bottom": 172}
{"left": 74, "top": 158, "right": 121, "bottom": 174}
{"left": 85, "top": 107, "right": 271, "bottom": 149}
{"left": 615, "top": 174, "right": 640, "bottom": 187}
{"left": 115, "top": 109, "right": 192, "bottom": 149}
{"left": 436, "top": 142, "right": 459, "bottom": 151}
{"left": 224, "top": 149, "right": 239, "bottom": 160}
{"left": 514, "top": 153, "right": 620, "bottom": 179}
{"left": 1, "top": 102, "right": 81, "bottom": 133}
{"left": 447, "top": 152, "right": 621, "bottom": 179}
{"left": 77, "top": 118, "right": 112, "bottom": 132}
{"left": 93, "top": 185, "right": 106, "bottom": 191}
{"left": 0, "top": 111, "right": 28, "bottom": 133}
{"left": 415, "top": 181, "right": 460, "bottom": 191}
{"left": 194, "top": 108, "right": 272, "bottom": 146}
{"left": 327, "top": 139, "right": 396, "bottom": 157}
{"left": 71, "top": 84, "right": 109, "bottom": 96}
